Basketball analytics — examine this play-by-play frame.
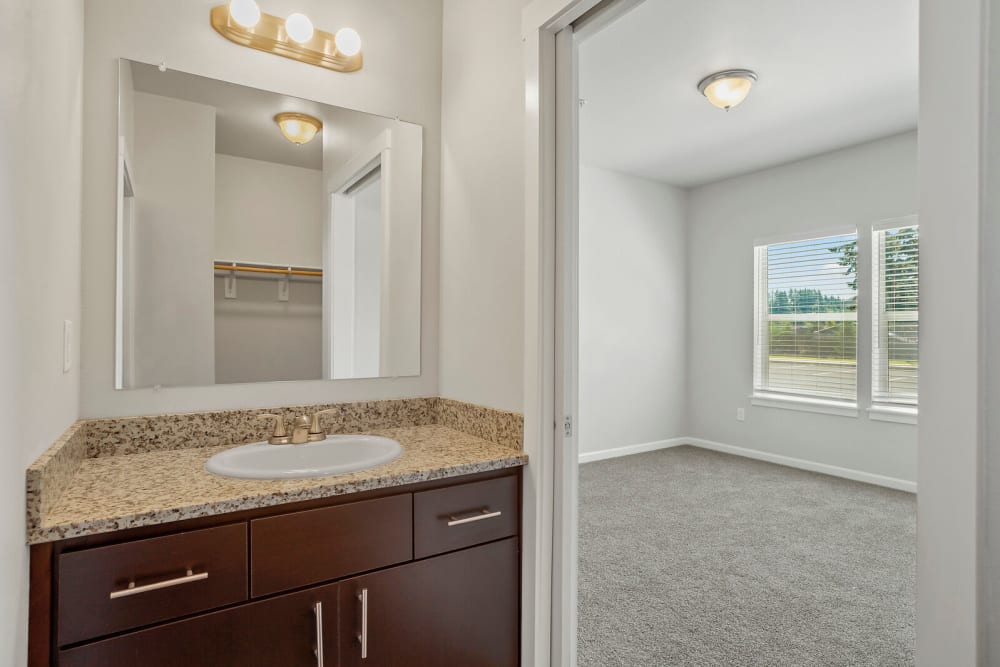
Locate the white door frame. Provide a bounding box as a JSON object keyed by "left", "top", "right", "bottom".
{"left": 326, "top": 130, "right": 393, "bottom": 380}
{"left": 522, "top": 0, "right": 989, "bottom": 665}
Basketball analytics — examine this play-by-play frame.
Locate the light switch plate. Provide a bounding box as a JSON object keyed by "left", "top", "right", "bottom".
{"left": 736, "top": 407, "right": 745, "bottom": 422}
{"left": 63, "top": 320, "right": 72, "bottom": 373}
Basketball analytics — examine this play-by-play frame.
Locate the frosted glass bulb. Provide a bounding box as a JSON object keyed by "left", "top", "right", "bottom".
{"left": 703, "top": 77, "right": 753, "bottom": 110}
{"left": 229, "top": 0, "right": 260, "bottom": 28}
{"left": 274, "top": 113, "right": 322, "bottom": 145}
{"left": 285, "top": 13, "right": 314, "bottom": 43}
{"left": 335, "top": 28, "right": 362, "bottom": 56}
{"left": 697, "top": 70, "right": 758, "bottom": 111}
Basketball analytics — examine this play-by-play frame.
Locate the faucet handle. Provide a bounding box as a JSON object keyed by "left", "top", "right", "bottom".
{"left": 257, "top": 413, "right": 291, "bottom": 445}
{"left": 308, "top": 408, "right": 338, "bottom": 440}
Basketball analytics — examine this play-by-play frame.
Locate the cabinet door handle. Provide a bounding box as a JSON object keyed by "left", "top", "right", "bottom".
{"left": 447, "top": 509, "right": 503, "bottom": 526}
{"left": 313, "top": 602, "right": 325, "bottom": 667}
{"left": 109, "top": 569, "right": 208, "bottom": 599}
{"left": 357, "top": 588, "right": 369, "bottom": 659}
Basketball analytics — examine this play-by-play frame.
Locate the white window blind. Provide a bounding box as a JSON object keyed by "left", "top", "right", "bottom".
{"left": 872, "top": 223, "right": 919, "bottom": 406}
{"left": 753, "top": 233, "right": 858, "bottom": 402}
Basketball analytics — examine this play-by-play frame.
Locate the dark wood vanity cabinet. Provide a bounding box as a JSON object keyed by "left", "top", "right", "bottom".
{"left": 60, "top": 582, "right": 340, "bottom": 667}
{"left": 31, "top": 469, "right": 522, "bottom": 667}
{"left": 339, "top": 538, "right": 519, "bottom": 667}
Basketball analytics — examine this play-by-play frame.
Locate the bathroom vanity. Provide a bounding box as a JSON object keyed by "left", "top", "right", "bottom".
{"left": 32, "top": 467, "right": 521, "bottom": 666}
{"left": 26, "top": 399, "right": 527, "bottom": 667}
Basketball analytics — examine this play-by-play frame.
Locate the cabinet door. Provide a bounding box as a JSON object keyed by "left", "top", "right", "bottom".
{"left": 60, "top": 582, "right": 338, "bottom": 667}
{"left": 339, "top": 538, "right": 519, "bottom": 667}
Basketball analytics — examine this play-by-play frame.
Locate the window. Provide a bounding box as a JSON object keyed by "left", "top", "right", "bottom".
{"left": 754, "top": 232, "right": 858, "bottom": 403}
{"left": 872, "top": 222, "right": 919, "bottom": 407}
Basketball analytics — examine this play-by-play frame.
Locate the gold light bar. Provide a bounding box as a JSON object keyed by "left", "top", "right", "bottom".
{"left": 210, "top": 5, "right": 363, "bottom": 73}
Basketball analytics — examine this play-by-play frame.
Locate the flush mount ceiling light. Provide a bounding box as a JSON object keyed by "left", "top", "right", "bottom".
{"left": 274, "top": 112, "right": 323, "bottom": 145}
{"left": 697, "top": 69, "right": 758, "bottom": 110}
{"left": 210, "top": 3, "right": 363, "bottom": 73}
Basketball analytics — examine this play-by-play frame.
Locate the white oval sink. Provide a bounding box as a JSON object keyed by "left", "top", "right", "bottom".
{"left": 205, "top": 435, "right": 402, "bottom": 480}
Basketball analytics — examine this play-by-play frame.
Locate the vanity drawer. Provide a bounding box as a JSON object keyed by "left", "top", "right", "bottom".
{"left": 57, "top": 523, "right": 248, "bottom": 646}
{"left": 413, "top": 475, "right": 518, "bottom": 558}
{"left": 250, "top": 493, "right": 412, "bottom": 597}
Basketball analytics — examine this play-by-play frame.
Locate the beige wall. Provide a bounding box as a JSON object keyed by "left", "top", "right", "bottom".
{"left": 0, "top": 1, "right": 83, "bottom": 663}
{"left": 214, "top": 276, "right": 322, "bottom": 384}
{"left": 215, "top": 154, "right": 324, "bottom": 268}
{"left": 439, "top": 0, "right": 529, "bottom": 413}
{"left": 82, "top": 0, "right": 442, "bottom": 417}
{"left": 132, "top": 92, "right": 216, "bottom": 388}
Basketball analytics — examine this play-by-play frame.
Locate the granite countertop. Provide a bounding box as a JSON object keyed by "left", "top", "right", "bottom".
{"left": 30, "top": 425, "right": 527, "bottom": 544}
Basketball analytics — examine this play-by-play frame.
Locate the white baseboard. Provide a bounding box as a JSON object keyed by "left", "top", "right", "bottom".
{"left": 579, "top": 436, "right": 916, "bottom": 492}
{"left": 578, "top": 437, "right": 686, "bottom": 464}
{"left": 684, "top": 437, "right": 917, "bottom": 493}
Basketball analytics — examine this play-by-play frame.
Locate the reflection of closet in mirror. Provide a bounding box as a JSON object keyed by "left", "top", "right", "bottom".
{"left": 213, "top": 149, "right": 324, "bottom": 384}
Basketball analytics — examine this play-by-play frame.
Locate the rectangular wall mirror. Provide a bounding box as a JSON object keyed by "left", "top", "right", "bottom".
{"left": 115, "top": 59, "right": 422, "bottom": 389}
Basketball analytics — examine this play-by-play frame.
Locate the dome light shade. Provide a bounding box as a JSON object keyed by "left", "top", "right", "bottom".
{"left": 274, "top": 112, "right": 323, "bottom": 145}
{"left": 697, "top": 69, "right": 758, "bottom": 110}
{"left": 334, "top": 27, "right": 362, "bottom": 56}
{"left": 285, "top": 12, "right": 314, "bottom": 43}
{"left": 228, "top": 0, "right": 260, "bottom": 28}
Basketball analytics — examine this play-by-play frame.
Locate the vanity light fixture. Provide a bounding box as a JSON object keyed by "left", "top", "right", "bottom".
{"left": 210, "top": 4, "right": 363, "bottom": 73}
{"left": 274, "top": 112, "right": 323, "bottom": 145}
{"left": 697, "top": 69, "right": 758, "bottom": 110}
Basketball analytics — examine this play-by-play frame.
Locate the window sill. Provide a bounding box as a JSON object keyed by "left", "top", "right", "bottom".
{"left": 868, "top": 404, "right": 918, "bottom": 424}
{"left": 750, "top": 393, "right": 859, "bottom": 418}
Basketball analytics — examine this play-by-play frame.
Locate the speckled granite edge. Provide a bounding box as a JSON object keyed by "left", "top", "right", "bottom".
{"left": 25, "top": 422, "right": 89, "bottom": 529}
{"left": 85, "top": 397, "right": 441, "bottom": 458}
{"left": 29, "top": 454, "right": 527, "bottom": 544}
{"left": 26, "top": 398, "right": 525, "bottom": 544}
{"left": 436, "top": 398, "right": 523, "bottom": 450}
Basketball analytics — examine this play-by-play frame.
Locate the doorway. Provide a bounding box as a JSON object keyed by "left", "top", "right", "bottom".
{"left": 519, "top": 0, "right": 984, "bottom": 663}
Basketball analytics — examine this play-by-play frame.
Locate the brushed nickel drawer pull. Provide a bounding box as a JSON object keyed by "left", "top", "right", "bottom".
{"left": 357, "top": 588, "right": 369, "bottom": 659}
{"left": 447, "top": 509, "right": 503, "bottom": 526}
{"left": 313, "top": 601, "right": 325, "bottom": 667}
{"left": 109, "top": 569, "right": 208, "bottom": 599}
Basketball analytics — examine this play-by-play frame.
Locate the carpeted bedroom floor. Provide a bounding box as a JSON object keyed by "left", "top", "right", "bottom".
{"left": 577, "top": 446, "right": 916, "bottom": 666}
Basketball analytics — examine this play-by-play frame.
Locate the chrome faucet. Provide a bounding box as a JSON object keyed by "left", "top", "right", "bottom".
{"left": 257, "top": 409, "right": 338, "bottom": 445}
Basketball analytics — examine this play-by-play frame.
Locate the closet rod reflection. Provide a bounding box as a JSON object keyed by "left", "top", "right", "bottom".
{"left": 213, "top": 264, "right": 323, "bottom": 278}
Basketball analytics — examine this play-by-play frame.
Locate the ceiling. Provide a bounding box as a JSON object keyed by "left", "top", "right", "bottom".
{"left": 578, "top": 0, "right": 918, "bottom": 187}
{"left": 130, "top": 61, "right": 394, "bottom": 171}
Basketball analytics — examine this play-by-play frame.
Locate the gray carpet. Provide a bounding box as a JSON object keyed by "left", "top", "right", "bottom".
{"left": 578, "top": 446, "right": 916, "bottom": 666}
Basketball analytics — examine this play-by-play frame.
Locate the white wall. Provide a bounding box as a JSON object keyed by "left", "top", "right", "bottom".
{"left": 686, "top": 132, "right": 918, "bottom": 483}
{"left": 0, "top": 1, "right": 83, "bottom": 664}
{"left": 579, "top": 166, "right": 687, "bottom": 455}
{"left": 82, "top": 0, "right": 441, "bottom": 417}
{"left": 439, "top": 0, "right": 528, "bottom": 413}
{"left": 132, "top": 92, "right": 216, "bottom": 388}
{"left": 215, "top": 154, "right": 323, "bottom": 268}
